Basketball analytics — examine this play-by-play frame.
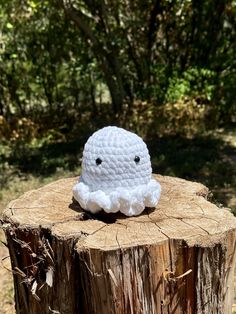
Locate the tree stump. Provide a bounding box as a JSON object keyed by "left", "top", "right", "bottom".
{"left": 2, "top": 175, "right": 236, "bottom": 314}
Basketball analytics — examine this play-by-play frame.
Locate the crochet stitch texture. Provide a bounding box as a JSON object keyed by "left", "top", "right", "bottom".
{"left": 73, "top": 126, "right": 161, "bottom": 216}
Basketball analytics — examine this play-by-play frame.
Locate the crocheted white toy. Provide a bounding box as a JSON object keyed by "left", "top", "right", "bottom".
{"left": 73, "top": 126, "right": 161, "bottom": 216}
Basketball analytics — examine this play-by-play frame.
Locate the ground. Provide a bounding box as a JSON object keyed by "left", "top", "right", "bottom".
{"left": 0, "top": 129, "right": 235, "bottom": 312}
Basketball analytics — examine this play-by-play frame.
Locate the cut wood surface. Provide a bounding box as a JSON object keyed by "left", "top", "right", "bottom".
{"left": 2, "top": 175, "right": 236, "bottom": 314}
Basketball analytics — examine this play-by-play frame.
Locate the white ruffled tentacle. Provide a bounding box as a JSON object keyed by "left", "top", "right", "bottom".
{"left": 73, "top": 178, "right": 161, "bottom": 216}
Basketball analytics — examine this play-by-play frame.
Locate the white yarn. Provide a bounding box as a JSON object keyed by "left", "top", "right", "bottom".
{"left": 73, "top": 126, "right": 161, "bottom": 216}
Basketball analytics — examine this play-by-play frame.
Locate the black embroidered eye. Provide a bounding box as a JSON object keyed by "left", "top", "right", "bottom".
{"left": 96, "top": 158, "right": 102, "bottom": 165}
{"left": 134, "top": 156, "right": 140, "bottom": 164}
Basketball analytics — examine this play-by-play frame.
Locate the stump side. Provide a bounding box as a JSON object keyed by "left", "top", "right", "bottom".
{"left": 76, "top": 231, "right": 236, "bottom": 314}
{"left": 2, "top": 175, "right": 236, "bottom": 314}
{"left": 4, "top": 227, "right": 80, "bottom": 314}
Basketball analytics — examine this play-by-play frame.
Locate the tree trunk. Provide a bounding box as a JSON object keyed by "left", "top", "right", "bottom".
{"left": 57, "top": 1, "right": 126, "bottom": 115}
{"left": 2, "top": 175, "right": 236, "bottom": 314}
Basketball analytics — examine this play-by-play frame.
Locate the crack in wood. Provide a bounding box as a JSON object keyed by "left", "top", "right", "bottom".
{"left": 2, "top": 175, "right": 236, "bottom": 313}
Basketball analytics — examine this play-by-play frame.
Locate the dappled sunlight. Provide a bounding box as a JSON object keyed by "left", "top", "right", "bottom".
{"left": 0, "top": 0, "right": 236, "bottom": 310}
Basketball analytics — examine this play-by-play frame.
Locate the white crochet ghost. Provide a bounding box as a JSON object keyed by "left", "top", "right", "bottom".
{"left": 73, "top": 126, "right": 161, "bottom": 216}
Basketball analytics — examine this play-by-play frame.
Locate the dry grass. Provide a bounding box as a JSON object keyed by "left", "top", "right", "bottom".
{"left": 0, "top": 230, "right": 14, "bottom": 314}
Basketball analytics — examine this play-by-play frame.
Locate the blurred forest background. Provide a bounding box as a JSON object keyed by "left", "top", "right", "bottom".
{"left": 0, "top": 0, "right": 236, "bottom": 311}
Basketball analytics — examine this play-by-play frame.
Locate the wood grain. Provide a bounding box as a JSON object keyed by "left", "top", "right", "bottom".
{"left": 2, "top": 175, "right": 236, "bottom": 313}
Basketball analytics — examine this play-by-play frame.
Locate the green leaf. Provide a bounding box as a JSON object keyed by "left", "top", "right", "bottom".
{"left": 28, "top": 1, "right": 37, "bottom": 8}
{"left": 6, "top": 22, "right": 13, "bottom": 29}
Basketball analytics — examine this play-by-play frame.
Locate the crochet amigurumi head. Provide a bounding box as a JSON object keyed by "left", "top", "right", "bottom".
{"left": 73, "top": 126, "right": 161, "bottom": 216}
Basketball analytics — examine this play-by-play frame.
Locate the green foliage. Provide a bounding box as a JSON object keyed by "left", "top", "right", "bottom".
{"left": 0, "top": 0, "right": 101, "bottom": 118}
{"left": 165, "top": 68, "right": 216, "bottom": 103}
{"left": 0, "top": 0, "right": 235, "bottom": 125}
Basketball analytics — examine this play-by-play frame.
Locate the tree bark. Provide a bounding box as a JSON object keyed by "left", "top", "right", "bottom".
{"left": 57, "top": 0, "right": 126, "bottom": 115}
{"left": 2, "top": 175, "right": 236, "bottom": 314}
